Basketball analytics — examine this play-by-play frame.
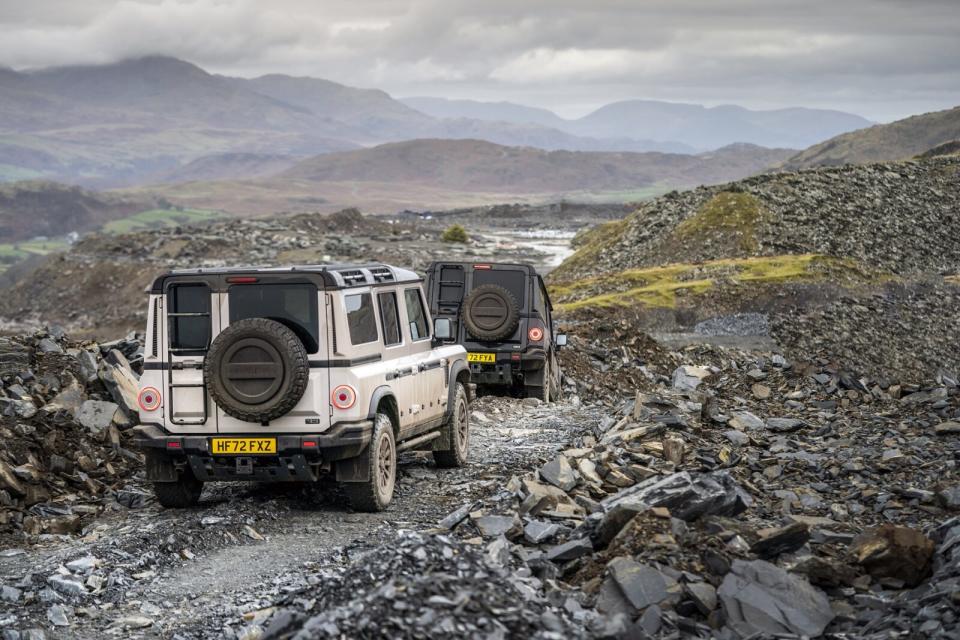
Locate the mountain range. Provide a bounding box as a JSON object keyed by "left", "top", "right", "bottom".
{"left": 402, "top": 97, "right": 873, "bottom": 151}
{"left": 0, "top": 56, "right": 872, "bottom": 187}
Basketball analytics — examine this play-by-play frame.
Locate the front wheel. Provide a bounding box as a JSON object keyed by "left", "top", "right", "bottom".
{"left": 344, "top": 413, "right": 396, "bottom": 512}
{"left": 434, "top": 383, "right": 470, "bottom": 468}
{"left": 152, "top": 472, "right": 204, "bottom": 508}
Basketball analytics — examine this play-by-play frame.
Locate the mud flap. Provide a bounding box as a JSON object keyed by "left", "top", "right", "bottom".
{"left": 144, "top": 450, "right": 178, "bottom": 483}
{"left": 335, "top": 454, "right": 371, "bottom": 483}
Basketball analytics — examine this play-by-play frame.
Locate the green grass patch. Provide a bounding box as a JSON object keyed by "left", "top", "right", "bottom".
{"left": 103, "top": 208, "right": 223, "bottom": 234}
{"left": 0, "top": 238, "right": 70, "bottom": 271}
{"left": 672, "top": 191, "right": 768, "bottom": 253}
{"left": 550, "top": 254, "right": 884, "bottom": 312}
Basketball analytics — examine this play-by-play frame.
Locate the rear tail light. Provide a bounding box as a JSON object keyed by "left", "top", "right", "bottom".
{"left": 331, "top": 385, "right": 357, "bottom": 410}
{"left": 528, "top": 326, "right": 544, "bottom": 342}
{"left": 166, "top": 440, "right": 181, "bottom": 450}
{"left": 138, "top": 387, "right": 162, "bottom": 411}
{"left": 302, "top": 440, "right": 317, "bottom": 448}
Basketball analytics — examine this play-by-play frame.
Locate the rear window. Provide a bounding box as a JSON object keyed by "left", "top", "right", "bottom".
{"left": 473, "top": 269, "right": 526, "bottom": 307}
{"left": 345, "top": 293, "right": 379, "bottom": 345}
{"left": 169, "top": 283, "right": 210, "bottom": 353}
{"left": 438, "top": 265, "right": 465, "bottom": 304}
{"left": 229, "top": 283, "right": 319, "bottom": 353}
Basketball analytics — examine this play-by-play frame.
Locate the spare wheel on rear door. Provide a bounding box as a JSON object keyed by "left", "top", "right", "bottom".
{"left": 462, "top": 284, "right": 520, "bottom": 341}
{"left": 204, "top": 317, "right": 310, "bottom": 423}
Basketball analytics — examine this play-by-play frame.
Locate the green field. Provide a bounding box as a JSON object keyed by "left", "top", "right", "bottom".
{"left": 0, "top": 238, "right": 70, "bottom": 274}
{"left": 103, "top": 208, "right": 223, "bottom": 233}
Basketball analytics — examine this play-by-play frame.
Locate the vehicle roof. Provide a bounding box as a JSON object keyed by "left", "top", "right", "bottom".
{"left": 426, "top": 260, "right": 540, "bottom": 275}
{"left": 149, "top": 263, "right": 420, "bottom": 293}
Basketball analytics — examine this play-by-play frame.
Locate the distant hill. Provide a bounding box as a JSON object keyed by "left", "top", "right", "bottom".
{"left": 782, "top": 106, "right": 960, "bottom": 169}
{"left": 131, "top": 138, "right": 795, "bottom": 216}
{"left": 150, "top": 153, "right": 303, "bottom": 184}
{"left": 0, "top": 57, "right": 865, "bottom": 188}
{"left": 403, "top": 97, "right": 568, "bottom": 129}
{"left": 402, "top": 97, "right": 871, "bottom": 151}
{"left": 0, "top": 181, "right": 154, "bottom": 241}
{"left": 280, "top": 139, "right": 793, "bottom": 192}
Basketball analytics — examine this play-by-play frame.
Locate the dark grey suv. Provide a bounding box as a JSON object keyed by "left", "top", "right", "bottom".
{"left": 424, "top": 261, "right": 566, "bottom": 402}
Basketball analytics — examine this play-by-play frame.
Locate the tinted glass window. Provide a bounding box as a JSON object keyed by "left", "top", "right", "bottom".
{"left": 378, "top": 291, "right": 401, "bottom": 346}
{"left": 229, "top": 283, "right": 319, "bottom": 353}
{"left": 345, "top": 293, "right": 379, "bottom": 345}
{"left": 473, "top": 269, "right": 526, "bottom": 307}
{"left": 404, "top": 288, "right": 429, "bottom": 341}
{"left": 438, "top": 265, "right": 465, "bottom": 304}
{"left": 170, "top": 284, "right": 210, "bottom": 352}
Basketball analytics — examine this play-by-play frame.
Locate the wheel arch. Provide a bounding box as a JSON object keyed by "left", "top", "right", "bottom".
{"left": 367, "top": 385, "right": 400, "bottom": 436}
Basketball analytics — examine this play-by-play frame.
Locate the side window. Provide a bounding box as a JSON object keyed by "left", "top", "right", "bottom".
{"left": 404, "top": 288, "right": 429, "bottom": 341}
{"left": 169, "top": 283, "right": 210, "bottom": 353}
{"left": 378, "top": 291, "right": 401, "bottom": 346}
{"left": 345, "top": 293, "right": 379, "bottom": 345}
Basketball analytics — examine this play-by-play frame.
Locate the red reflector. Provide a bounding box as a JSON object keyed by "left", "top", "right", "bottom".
{"left": 166, "top": 441, "right": 181, "bottom": 449}
{"left": 511, "top": 353, "right": 521, "bottom": 361}
{"left": 473, "top": 264, "right": 492, "bottom": 270}
{"left": 226, "top": 276, "right": 259, "bottom": 284}
{"left": 302, "top": 440, "right": 317, "bottom": 448}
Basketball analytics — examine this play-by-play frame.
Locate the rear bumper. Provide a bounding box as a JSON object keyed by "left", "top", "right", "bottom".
{"left": 132, "top": 420, "right": 373, "bottom": 482}
{"left": 468, "top": 348, "right": 546, "bottom": 386}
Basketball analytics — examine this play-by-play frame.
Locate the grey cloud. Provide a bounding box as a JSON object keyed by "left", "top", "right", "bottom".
{"left": 0, "top": 0, "right": 958, "bottom": 121}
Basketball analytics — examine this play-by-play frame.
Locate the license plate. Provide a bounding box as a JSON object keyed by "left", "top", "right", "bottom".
{"left": 210, "top": 438, "right": 276, "bottom": 455}
{"left": 467, "top": 352, "right": 496, "bottom": 363}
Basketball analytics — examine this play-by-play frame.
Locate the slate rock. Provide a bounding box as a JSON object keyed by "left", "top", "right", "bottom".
{"left": 76, "top": 400, "right": 119, "bottom": 434}
{"left": 750, "top": 522, "right": 811, "bottom": 558}
{"left": 685, "top": 582, "right": 717, "bottom": 614}
{"left": 472, "top": 514, "right": 519, "bottom": 538}
{"left": 765, "top": 418, "right": 805, "bottom": 433}
{"left": 718, "top": 559, "right": 834, "bottom": 638}
{"left": 539, "top": 455, "right": 578, "bottom": 492}
{"left": 607, "top": 557, "right": 678, "bottom": 612}
{"left": 851, "top": 525, "right": 935, "bottom": 587}
{"left": 544, "top": 537, "right": 593, "bottom": 562}
{"left": 47, "top": 575, "right": 86, "bottom": 597}
{"left": 524, "top": 520, "right": 561, "bottom": 544}
{"left": 729, "top": 411, "right": 765, "bottom": 430}
{"left": 935, "top": 421, "right": 960, "bottom": 435}
{"left": 602, "top": 470, "right": 752, "bottom": 522}
{"left": 672, "top": 366, "right": 711, "bottom": 391}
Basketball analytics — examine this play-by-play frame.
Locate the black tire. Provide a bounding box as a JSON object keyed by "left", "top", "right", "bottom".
{"left": 344, "top": 413, "right": 396, "bottom": 512}
{"left": 434, "top": 383, "right": 470, "bottom": 468}
{"left": 462, "top": 284, "right": 520, "bottom": 341}
{"left": 205, "top": 318, "right": 309, "bottom": 423}
{"left": 526, "top": 361, "right": 551, "bottom": 402}
{"left": 152, "top": 473, "right": 203, "bottom": 508}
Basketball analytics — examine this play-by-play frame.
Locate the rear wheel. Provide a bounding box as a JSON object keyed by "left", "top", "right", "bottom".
{"left": 152, "top": 473, "right": 203, "bottom": 508}
{"left": 344, "top": 413, "right": 396, "bottom": 512}
{"left": 434, "top": 383, "right": 470, "bottom": 468}
{"left": 526, "top": 361, "right": 551, "bottom": 402}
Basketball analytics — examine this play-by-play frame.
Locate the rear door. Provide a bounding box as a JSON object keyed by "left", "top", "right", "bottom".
{"left": 216, "top": 280, "right": 330, "bottom": 434}
{"left": 163, "top": 281, "right": 221, "bottom": 432}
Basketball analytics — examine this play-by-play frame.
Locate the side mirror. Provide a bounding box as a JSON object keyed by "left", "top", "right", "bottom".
{"left": 434, "top": 317, "right": 453, "bottom": 340}
{"left": 556, "top": 333, "right": 568, "bottom": 348}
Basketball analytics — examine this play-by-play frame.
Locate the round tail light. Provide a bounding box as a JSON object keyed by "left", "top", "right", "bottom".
{"left": 138, "top": 387, "right": 162, "bottom": 411}
{"left": 528, "top": 327, "right": 544, "bottom": 342}
{"left": 332, "top": 385, "right": 357, "bottom": 410}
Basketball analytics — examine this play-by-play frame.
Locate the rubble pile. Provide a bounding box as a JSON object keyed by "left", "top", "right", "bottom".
{"left": 236, "top": 531, "right": 601, "bottom": 640}
{"left": 0, "top": 330, "right": 144, "bottom": 541}
{"left": 555, "top": 155, "right": 960, "bottom": 281}
{"left": 446, "top": 338, "right": 960, "bottom": 637}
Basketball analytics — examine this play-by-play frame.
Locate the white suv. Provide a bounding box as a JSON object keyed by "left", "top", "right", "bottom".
{"left": 133, "top": 264, "right": 470, "bottom": 511}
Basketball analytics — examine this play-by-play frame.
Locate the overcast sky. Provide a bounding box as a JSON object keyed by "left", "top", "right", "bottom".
{"left": 2, "top": 0, "right": 958, "bottom": 122}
